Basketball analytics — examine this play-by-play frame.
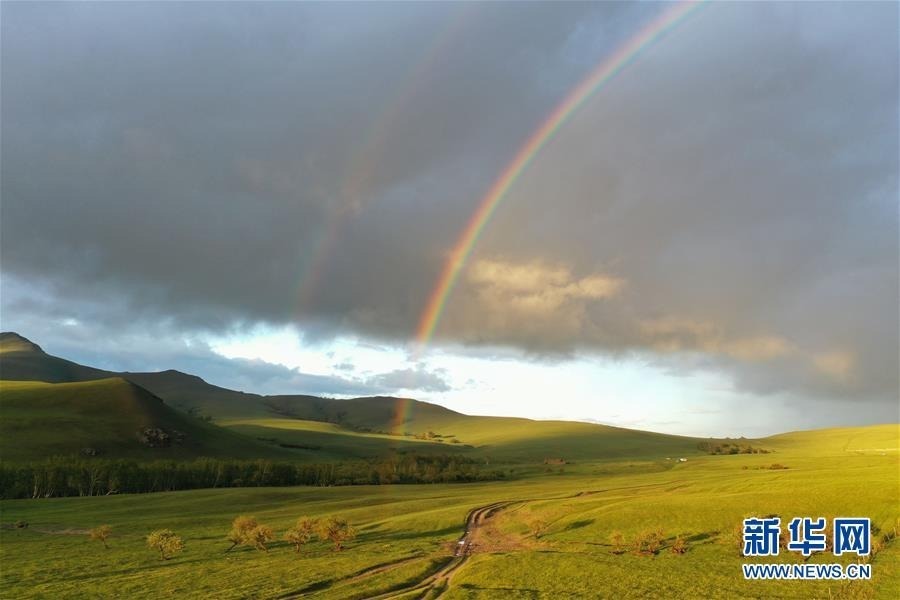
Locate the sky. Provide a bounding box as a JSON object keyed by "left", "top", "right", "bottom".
{"left": 1, "top": 1, "right": 897, "bottom": 437}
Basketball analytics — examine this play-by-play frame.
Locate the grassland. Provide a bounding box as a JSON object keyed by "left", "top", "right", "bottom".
{"left": 1, "top": 424, "right": 897, "bottom": 599}
{"left": 0, "top": 379, "right": 287, "bottom": 460}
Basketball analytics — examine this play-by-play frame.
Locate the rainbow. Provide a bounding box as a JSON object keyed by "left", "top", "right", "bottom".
{"left": 294, "top": 7, "right": 476, "bottom": 314}
{"left": 389, "top": 396, "right": 413, "bottom": 436}
{"left": 415, "top": 0, "right": 706, "bottom": 347}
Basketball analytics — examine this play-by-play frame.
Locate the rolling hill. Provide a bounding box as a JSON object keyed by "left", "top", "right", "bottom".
{"left": 0, "top": 378, "right": 289, "bottom": 460}
{"left": 1, "top": 331, "right": 706, "bottom": 462}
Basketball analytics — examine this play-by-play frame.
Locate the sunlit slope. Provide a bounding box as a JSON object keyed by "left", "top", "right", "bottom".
{"left": 224, "top": 411, "right": 704, "bottom": 462}
{"left": 761, "top": 423, "right": 900, "bottom": 455}
{"left": 0, "top": 379, "right": 290, "bottom": 461}
{"left": 264, "top": 394, "right": 462, "bottom": 426}
{"left": 222, "top": 418, "right": 467, "bottom": 460}
{"left": 258, "top": 395, "right": 701, "bottom": 461}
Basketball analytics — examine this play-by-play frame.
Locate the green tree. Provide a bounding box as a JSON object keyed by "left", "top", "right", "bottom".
{"left": 146, "top": 529, "right": 184, "bottom": 560}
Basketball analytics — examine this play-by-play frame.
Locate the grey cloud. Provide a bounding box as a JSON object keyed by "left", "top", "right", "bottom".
{"left": 366, "top": 367, "right": 452, "bottom": 394}
{"left": 1, "top": 2, "right": 896, "bottom": 407}
{"left": 438, "top": 2, "right": 898, "bottom": 402}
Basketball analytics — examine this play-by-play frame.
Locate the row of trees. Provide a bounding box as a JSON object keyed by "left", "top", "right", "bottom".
{"left": 1, "top": 455, "right": 508, "bottom": 499}
{"left": 697, "top": 441, "right": 769, "bottom": 455}
{"left": 86, "top": 515, "right": 356, "bottom": 560}
{"left": 609, "top": 529, "right": 687, "bottom": 556}
{"left": 228, "top": 515, "right": 356, "bottom": 553}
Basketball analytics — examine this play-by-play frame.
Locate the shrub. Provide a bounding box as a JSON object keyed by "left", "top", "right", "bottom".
{"left": 247, "top": 525, "right": 274, "bottom": 552}
{"left": 633, "top": 528, "right": 665, "bottom": 555}
{"left": 284, "top": 517, "right": 318, "bottom": 553}
{"left": 672, "top": 535, "right": 687, "bottom": 554}
{"left": 227, "top": 515, "right": 259, "bottom": 552}
{"left": 646, "top": 529, "right": 664, "bottom": 554}
{"left": 529, "top": 519, "right": 548, "bottom": 539}
{"left": 89, "top": 525, "right": 112, "bottom": 549}
{"left": 226, "top": 515, "right": 274, "bottom": 552}
{"left": 146, "top": 529, "right": 184, "bottom": 560}
{"left": 609, "top": 531, "right": 625, "bottom": 554}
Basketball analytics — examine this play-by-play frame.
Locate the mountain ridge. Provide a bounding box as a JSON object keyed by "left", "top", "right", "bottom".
{"left": 0, "top": 331, "right": 457, "bottom": 428}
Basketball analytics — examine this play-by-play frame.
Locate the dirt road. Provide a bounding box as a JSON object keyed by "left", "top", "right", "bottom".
{"left": 363, "top": 500, "right": 518, "bottom": 600}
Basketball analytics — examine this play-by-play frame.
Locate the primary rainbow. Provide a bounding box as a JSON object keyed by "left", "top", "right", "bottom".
{"left": 415, "top": 0, "right": 705, "bottom": 347}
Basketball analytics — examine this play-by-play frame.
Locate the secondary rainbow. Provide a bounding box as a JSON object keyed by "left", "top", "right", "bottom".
{"left": 415, "top": 0, "right": 706, "bottom": 347}
{"left": 294, "top": 7, "right": 475, "bottom": 316}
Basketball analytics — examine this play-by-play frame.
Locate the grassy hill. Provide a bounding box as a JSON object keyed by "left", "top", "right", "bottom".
{"left": 762, "top": 423, "right": 900, "bottom": 455}
{"left": 0, "top": 378, "right": 290, "bottom": 461}
{"left": 225, "top": 412, "right": 703, "bottom": 462}
{"left": 0, "top": 332, "right": 705, "bottom": 463}
{"left": 0, "top": 333, "right": 112, "bottom": 383}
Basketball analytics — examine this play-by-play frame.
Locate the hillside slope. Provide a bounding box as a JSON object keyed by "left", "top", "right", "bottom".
{"left": 0, "top": 332, "right": 705, "bottom": 461}
{"left": 0, "top": 332, "right": 111, "bottom": 383}
{"left": 0, "top": 378, "right": 291, "bottom": 461}
{"left": 0, "top": 332, "right": 448, "bottom": 424}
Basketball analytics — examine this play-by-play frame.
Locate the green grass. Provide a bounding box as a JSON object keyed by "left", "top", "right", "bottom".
{"left": 221, "top": 418, "right": 463, "bottom": 461}
{"left": 215, "top": 413, "right": 706, "bottom": 464}
{"left": 0, "top": 379, "right": 289, "bottom": 460}
{"left": 1, "top": 424, "right": 897, "bottom": 598}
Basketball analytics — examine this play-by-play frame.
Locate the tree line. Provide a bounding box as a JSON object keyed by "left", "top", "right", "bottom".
{"left": 0, "top": 455, "right": 507, "bottom": 499}
{"left": 89, "top": 514, "right": 358, "bottom": 560}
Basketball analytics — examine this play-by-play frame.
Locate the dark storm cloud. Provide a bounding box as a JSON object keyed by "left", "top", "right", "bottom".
{"left": 1, "top": 2, "right": 897, "bottom": 406}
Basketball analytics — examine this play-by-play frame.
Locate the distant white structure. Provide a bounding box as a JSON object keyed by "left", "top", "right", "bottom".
{"left": 678, "top": 458, "right": 688, "bottom": 462}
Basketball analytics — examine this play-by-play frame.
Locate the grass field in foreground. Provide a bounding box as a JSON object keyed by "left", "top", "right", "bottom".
{"left": 1, "top": 424, "right": 897, "bottom": 599}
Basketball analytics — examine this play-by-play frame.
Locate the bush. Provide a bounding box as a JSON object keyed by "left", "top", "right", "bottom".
{"left": 633, "top": 529, "right": 664, "bottom": 555}
{"left": 146, "top": 529, "right": 183, "bottom": 560}
{"left": 318, "top": 516, "right": 356, "bottom": 551}
{"left": 528, "top": 519, "right": 548, "bottom": 539}
{"left": 227, "top": 515, "right": 273, "bottom": 552}
{"left": 247, "top": 525, "right": 274, "bottom": 552}
{"left": 609, "top": 531, "right": 625, "bottom": 554}
{"left": 227, "top": 516, "right": 257, "bottom": 551}
{"left": 89, "top": 525, "right": 112, "bottom": 549}
{"left": 671, "top": 535, "right": 687, "bottom": 554}
{"left": 647, "top": 529, "right": 664, "bottom": 554}
{"left": 284, "top": 517, "right": 318, "bottom": 553}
